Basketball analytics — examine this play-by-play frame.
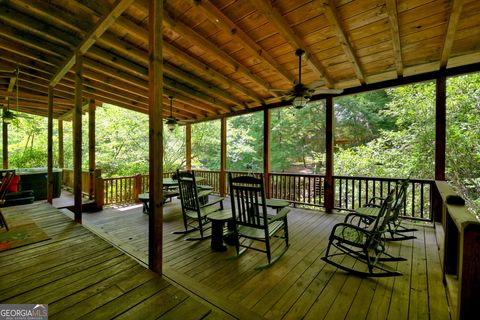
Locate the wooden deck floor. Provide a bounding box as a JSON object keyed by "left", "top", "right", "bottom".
{"left": 70, "top": 198, "right": 451, "bottom": 320}
{"left": 0, "top": 202, "right": 261, "bottom": 320}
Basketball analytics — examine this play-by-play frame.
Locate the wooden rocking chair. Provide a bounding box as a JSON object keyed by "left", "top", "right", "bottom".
{"left": 346, "top": 179, "right": 417, "bottom": 241}
{"left": 229, "top": 173, "right": 290, "bottom": 269}
{"left": 322, "top": 190, "right": 405, "bottom": 277}
{"left": 174, "top": 170, "right": 225, "bottom": 240}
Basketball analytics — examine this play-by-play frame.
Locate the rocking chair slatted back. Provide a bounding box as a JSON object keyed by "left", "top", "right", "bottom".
{"left": 230, "top": 175, "right": 268, "bottom": 229}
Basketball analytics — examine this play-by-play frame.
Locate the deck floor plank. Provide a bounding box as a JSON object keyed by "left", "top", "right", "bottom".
{"left": 0, "top": 203, "right": 234, "bottom": 320}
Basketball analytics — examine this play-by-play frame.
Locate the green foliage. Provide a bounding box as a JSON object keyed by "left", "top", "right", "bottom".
{"left": 1, "top": 74, "right": 478, "bottom": 216}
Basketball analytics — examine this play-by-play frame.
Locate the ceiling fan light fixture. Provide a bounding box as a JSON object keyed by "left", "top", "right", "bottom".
{"left": 292, "top": 95, "right": 310, "bottom": 109}
{"left": 166, "top": 96, "right": 177, "bottom": 131}
{"left": 2, "top": 110, "right": 15, "bottom": 124}
{"left": 166, "top": 116, "right": 177, "bottom": 131}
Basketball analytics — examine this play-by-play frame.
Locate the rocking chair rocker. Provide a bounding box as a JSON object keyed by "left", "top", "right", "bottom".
{"left": 322, "top": 190, "right": 405, "bottom": 277}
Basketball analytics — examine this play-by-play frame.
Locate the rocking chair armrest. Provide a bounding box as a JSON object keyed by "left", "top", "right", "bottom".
{"left": 197, "top": 190, "right": 213, "bottom": 198}
{"left": 344, "top": 212, "right": 375, "bottom": 226}
{"left": 367, "top": 197, "right": 385, "bottom": 205}
{"left": 200, "top": 197, "right": 225, "bottom": 208}
{"left": 269, "top": 207, "right": 290, "bottom": 222}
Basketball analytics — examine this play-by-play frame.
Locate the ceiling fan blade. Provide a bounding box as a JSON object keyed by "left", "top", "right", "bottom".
{"left": 312, "top": 88, "right": 344, "bottom": 95}
{"left": 270, "top": 88, "right": 290, "bottom": 92}
{"left": 307, "top": 79, "right": 325, "bottom": 89}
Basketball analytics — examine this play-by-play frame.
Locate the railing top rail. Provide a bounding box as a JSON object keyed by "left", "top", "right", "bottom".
{"left": 270, "top": 172, "right": 324, "bottom": 177}
{"left": 333, "top": 175, "right": 434, "bottom": 183}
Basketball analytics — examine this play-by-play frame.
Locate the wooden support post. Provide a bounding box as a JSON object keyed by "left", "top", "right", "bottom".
{"left": 73, "top": 53, "right": 83, "bottom": 224}
{"left": 325, "top": 96, "right": 335, "bottom": 213}
{"left": 148, "top": 0, "right": 164, "bottom": 274}
{"left": 435, "top": 76, "right": 447, "bottom": 223}
{"left": 220, "top": 117, "right": 227, "bottom": 196}
{"left": 2, "top": 106, "right": 7, "bottom": 169}
{"left": 186, "top": 123, "right": 191, "bottom": 171}
{"left": 58, "top": 119, "right": 64, "bottom": 168}
{"left": 134, "top": 173, "right": 142, "bottom": 202}
{"left": 47, "top": 85, "right": 54, "bottom": 204}
{"left": 94, "top": 169, "right": 104, "bottom": 210}
{"left": 264, "top": 109, "right": 271, "bottom": 198}
{"left": 88, "top": 99, "right": 96, "bottom": 200}
{"left": 435, "top": 76, "right": 446, "bottom": 181}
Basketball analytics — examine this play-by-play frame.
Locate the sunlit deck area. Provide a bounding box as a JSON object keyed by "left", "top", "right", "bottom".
{"left": 50, "top": 196, "right": 450, "bottom": 319}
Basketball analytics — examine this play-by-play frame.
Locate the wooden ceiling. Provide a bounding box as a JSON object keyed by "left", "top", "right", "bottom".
{"left": 0, "top": 0, "right": 479, "bottom": 122}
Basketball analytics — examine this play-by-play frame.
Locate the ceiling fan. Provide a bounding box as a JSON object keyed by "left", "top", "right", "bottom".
{"left": 1, "top": 67, "right": 32, "bottom": 124}
{"left": 165, "top": 96, "right": 177, "bottom": 131}
{"left": 273, "top": 49, "right": 343, "bottom": 109}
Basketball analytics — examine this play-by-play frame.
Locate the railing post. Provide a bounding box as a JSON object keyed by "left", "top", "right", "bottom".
{"left": 264, "top": 109, "right": 271, "bottom": 198}
{"left": 220, "top": 117, "right": 227, "bottom": 196}
{"left": 134, "top": 173, "right": 142, "bottom": 202}
{"left": 94, "top": 169, "right": 104, "bottom": 210}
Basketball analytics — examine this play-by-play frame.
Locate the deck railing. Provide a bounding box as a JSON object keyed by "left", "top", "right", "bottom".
{"left": 334, "top": 176, "right": 433, "bottom": 221}
{"left": 62, "top": 168, "right": 97, "bottom": 199}
{"left": 95, "top": 170, "right": 434, "bottom": 221}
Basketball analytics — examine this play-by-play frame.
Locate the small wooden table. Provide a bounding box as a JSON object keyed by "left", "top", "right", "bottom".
{"left": 261, "top": 198, "right": 290, "bottom": 212}
{"left": 207, "top": 210, "right": 233, "bottom": 252}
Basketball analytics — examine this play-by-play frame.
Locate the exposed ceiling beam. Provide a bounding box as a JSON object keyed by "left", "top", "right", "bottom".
{"left": 50, "top": 0, "right": 136, "bottom": 86}
{"left": 189, "top": 0, "right": 293, "bottom": 86}
{"left": 98, "top": 32, "right": 246, "bottom": 107}
{"left": 162, "top": 10, "right": 275, "bottom": 96}
{"left": 322, "top": 0, "right": 365, "bottom": 84}
{"left": 440, "top": 0, "right": 465, "bottom": 69}
{"left": 0, "top": 90, "right": 73, "bottom": 105}
{"left": 249, "top": 0, "right": 334, "bottom": 88}
{"left": 385, "top": 0, "right": 403, "bottom": 77}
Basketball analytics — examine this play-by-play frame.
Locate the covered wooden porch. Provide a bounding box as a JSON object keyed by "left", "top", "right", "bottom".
{"left": 1, "top": 0, "right": 480, "bottom": 318}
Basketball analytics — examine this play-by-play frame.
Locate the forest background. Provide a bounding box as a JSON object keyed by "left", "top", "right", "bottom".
{"left": 2, "top": 73, "right": 479, "bottom": 215}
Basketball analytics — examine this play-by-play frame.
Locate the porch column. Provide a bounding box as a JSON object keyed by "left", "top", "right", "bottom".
{"left": 58, "top": 119, "right": 64, "bottom": 168}
{"left": 47, "top": 85, "right": 54, "bottom": 204}
{"left": 186, "top": 123, "right": 191, "bottom": 171}
{"left": 220, "top": 117, "right": 227, "bottom": 196}
{"left": 434, "top": 76, "right": 447, "bottom": 223}
{"left": 88, "top": 99, "right": 96, "bottom": 200}
{"left": 435, "top": 76, "right": 446, "bottom": 181}
{"left": 73, "top": 53, "right": 83, "bottom": 224}
{"left": 148, "top": 0, "right": 164, "bottom": 274}
{"left": 263, "top": 108, "right": 271, "bottom": 198}
{"left": 325, "top": 96, "right": 335, "bottom": 213}
{"left": 2, "top": 106, "right": 7, "bottom": 169}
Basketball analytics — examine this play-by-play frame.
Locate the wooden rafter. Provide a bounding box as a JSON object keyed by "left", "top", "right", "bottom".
{"left": 322, "top": 0, "right": 365, "bottom": 84}
{"left": 440, "top": 0, "right": 465, "bottom": 68}
{"left": 249, "top": 0, "right": 334, "bottom": 88}
{"left": 189, "top": 0, "right": 293, "bottom": 85}
{"left": 0, "top": 90, "right": 73, "bottom": 106}
{"left": 162, "top": 11, "right": 275, "bottom": 95}
{"left": 385, "top": 0, "right": 403, "bottom": 76}
{"left": 50, "top": 0, "right": 136, "bottom": 86}
{"left": 98, "top": 33, "right": 245, "bottom": 107}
